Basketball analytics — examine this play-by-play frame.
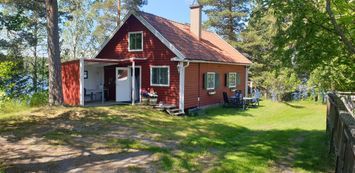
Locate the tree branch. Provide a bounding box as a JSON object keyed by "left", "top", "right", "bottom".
{"left": 325, "top": 0, "right": 355, "bottom": 54}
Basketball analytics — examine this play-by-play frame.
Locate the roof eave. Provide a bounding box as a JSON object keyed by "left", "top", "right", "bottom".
{"left": 171, "top": 57, "right": 252, "bottom": 66}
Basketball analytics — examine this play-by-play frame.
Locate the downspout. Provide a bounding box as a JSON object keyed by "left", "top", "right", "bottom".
{"left": 245, "top": 66, "right": 249, "bottom": 97}
{"left": 178, "top": 61, "right": 190, "bottom": 113}
{"left": 79, "top": 58, "right": 84, "bottom": 106}
{"left": 198, "top": 63, "right": 201, "bottom": 108}
{"left": 131, "top": 59, "right": 135, "bottom": 105}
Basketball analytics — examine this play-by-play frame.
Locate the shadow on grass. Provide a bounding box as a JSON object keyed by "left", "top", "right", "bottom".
{"left": 0, "top": 105, "right": 333, "bottom": 172}
{"left": 283, "top": 102, "right": 305, "bottom": 109}
{"left": 176, "top": 123, "right": 333, "bottom": 172}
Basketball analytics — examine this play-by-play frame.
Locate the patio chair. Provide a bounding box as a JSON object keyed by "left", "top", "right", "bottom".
{"left": 223, "top": 92, "right": 235, "bottom": 107}
{"left": 84, "top": 88, "right": 93, "bottom": 102}
{"left": 251, "top": 89, "right": 260, "bottom": 107}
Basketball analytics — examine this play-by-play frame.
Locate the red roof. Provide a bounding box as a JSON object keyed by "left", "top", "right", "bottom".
{"left": 139, "top": 11, "right": 252, "bottom": 65}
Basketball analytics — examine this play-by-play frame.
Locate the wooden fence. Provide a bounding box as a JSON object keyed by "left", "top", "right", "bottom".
{"left": 326, "top": 92, "right": 355, "bottom": 173}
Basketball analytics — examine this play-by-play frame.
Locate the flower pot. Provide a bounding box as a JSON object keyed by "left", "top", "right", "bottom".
{"left": 149, "top": 98, "right": 158, "bottom": 105}
{"left": 141, "top": 97, "right": 149, "bottom": 105}
{"left": 208, "top": 90, "right": 216, "bottom": 95}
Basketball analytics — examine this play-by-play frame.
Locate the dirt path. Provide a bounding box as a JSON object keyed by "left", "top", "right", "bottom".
{"left": 0, "top": 108, "right": 165, "bottom": 172}
{"left": 0, "top": 136, "right": 158, "bottom": 172}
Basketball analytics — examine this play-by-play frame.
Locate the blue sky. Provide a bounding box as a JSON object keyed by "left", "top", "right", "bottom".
{"left": 141, "top": 0, "right": 207, "bottom": 24}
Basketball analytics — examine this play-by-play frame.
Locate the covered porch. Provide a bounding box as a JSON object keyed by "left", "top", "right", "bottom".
{"left": 79, "top": 58, "right": 146, "bottom": 106}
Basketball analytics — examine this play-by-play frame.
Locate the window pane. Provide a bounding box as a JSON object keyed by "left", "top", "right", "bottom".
{"left": 129, "top": 33, "right": 142, "bottom": 50}
{"left": 129, "top": 34, "right": 135, "bottom": 50}
{"left": 151, "top": 67, "right": 169, "bottom": 85}
{"left": 160, "top": 68, "right": 168, "bottom": 85}
{"left": 152, "top": 68, "right": 158, "bottom": 84}
{"left": 136, "top": 33, "right": 142, "bottom": 49}
{"left": 229, "top": 73, "right": 236, "bottom": 87}
{"left": 207, "top": 73, "right": 215, "bottom": 89}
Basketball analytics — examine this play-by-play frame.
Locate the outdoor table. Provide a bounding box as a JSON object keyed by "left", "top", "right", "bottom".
{"left": 243, "top": 97, "right": 254, "bottom": 110}
{"left": 230, "top": 95, "right": 246, "bottom": 109}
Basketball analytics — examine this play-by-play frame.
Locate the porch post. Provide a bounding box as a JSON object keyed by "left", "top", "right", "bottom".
{"left": 79, "top": 58, "right": 84, "bottom": 106}
{"left": 245, "top": 66, "right": 249, "bottom": 97}
{"left": 131, "top": 60, "right": 135, "bottom": 105}
{"left": 178, "top": 62, "right": 185, "bottom": 113}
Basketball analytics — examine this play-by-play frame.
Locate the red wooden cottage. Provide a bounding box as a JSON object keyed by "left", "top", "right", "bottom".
{"left": 61, "top": 4, "right": 252, "bottom": 113}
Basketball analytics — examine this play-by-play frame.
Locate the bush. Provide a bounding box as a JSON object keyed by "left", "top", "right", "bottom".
{"left": 0, "top": 99, "right": 28, "bottom": 113}
{"left": 281, "top": 92, "right": 293, "bottom": 101}
{"left": 30, "top": 91, "right": 48, "bottom": 107}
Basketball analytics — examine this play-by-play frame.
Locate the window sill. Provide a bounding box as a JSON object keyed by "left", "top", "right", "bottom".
{"left": 230, "top": 87, "right": 237, "bottom": 92}
{"left": 208, "top": 90, "right": 216, "bottom": 95}
{"left": 128, "top": 49, "right": 143, "bottom": 52}
{"left": 151, "top": 84, "right": 170, "bottom": 87}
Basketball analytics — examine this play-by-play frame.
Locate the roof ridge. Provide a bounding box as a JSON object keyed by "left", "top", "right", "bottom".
{"left": 139, "top": 11, "right": 189, "bottom": 26}
{"left": 139, "top": 10, "right": 219, "bottom": 36}
{"left": 136, "top": 10, "right": 251, "bottom": 64}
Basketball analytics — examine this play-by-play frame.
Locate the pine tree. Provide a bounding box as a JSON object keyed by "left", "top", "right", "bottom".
{"left": 88, "top": 0, "right": 147, "bottom": 50}
{"left": 45, "top": 0, "right": 63, "bottom": 105}
{"left": 199, "top": 0, "right": 250, "bottom": 43}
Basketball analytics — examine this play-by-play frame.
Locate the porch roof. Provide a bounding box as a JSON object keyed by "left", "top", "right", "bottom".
{"left": 62, "top": 58, "right": 147, "bottom": 65}
{"left": 84, "top": 58, "right": 147, "bottom": 63}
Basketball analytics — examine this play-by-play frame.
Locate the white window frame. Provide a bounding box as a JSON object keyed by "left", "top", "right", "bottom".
{"left": 228, "top": 72, "right": 237, "bottom": 88}
{"left": 128, "top": 31, "right": 143, "bottom": 52}
{"left": 150, "top": 65, "right": 170, "bottom": 87}
{"left": 206, "top": 72, "right": 216, "bottom": 90}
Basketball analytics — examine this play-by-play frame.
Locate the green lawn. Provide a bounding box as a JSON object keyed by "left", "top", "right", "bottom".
{"left": 0, "top": 100, "right": 333, "bottom": 172}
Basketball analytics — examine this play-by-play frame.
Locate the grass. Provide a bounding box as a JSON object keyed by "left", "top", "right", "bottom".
{"left": 0, "top": 100, "right": 333, "bottom": 172}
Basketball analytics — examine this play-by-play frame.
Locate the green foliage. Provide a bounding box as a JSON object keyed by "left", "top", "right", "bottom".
{"left": 308, "top": 57, "right": 355, "bottom": 92}
{"left": 0, "top": 0, "right": 48, "bottom": 95}
{"left": 0, "top": 98, "right": 29, "bottom": 114}
{"left": 60, "top": 0, "right": 93, "bottom": 60}
{"left": 0, "top": 60, "right": 29, "bottom": 98}
{"left": 256, "top": 68, "right": 301, "bottom": 101}
{"left": 30, "top": 91, "right": 48, "bottom": 107}
{"left": 256, "top": 0, "right": 354, "bottom": 91}
{"left": 200, "top": 0, "right": 251, "bottom": 42}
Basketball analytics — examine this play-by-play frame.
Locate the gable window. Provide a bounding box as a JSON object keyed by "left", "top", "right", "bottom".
{"left": 150, "top": 66, "right": 170, "bottom": 86}
{"left": 128, "top": 31, "right": 143, "bottom": 51}
{"left": 206, "top": 72, "right": 216, "bottom": 90}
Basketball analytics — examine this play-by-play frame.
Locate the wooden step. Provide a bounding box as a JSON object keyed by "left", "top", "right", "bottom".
{"left": 168, "top": 108, "right": 180, "bottom": 113}
{"left": 166, "top": 109, "right": 185, "bottom": 116}
{"left": 154, "top": 104, "right": 176, "bottom": 110}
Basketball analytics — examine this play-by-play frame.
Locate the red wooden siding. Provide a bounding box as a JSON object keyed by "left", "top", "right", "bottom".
{"left": 62, "top": 60, "right": 80, "bottom": 106}
{"left": 184, "top": 63, "right": 246, "bottom": 109}
{"left": 96, "top": 15, "right": 179, "bottom": 105}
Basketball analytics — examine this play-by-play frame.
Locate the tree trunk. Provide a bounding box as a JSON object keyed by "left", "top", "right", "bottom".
{"left": 32, "top": 47, "right": 38, "bottom": 93}
{"left": 45, "top": 0, "right": 63, "bottom": 106}
{"left": 227, "top": 0, "right": 234, "bottom": 42}
{"left": 117, "top": 0, "right": 121, "bottom": 26}
{"left": 325, "top": 0, "right": 355, "bottom": 54}
{"left": 32, "top": 21, "right": 39, "bottom": 93}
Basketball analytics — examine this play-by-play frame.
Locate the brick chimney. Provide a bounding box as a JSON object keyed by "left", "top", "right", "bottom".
{"left": 190, "top": 1, "right": 202, "bottom": 40}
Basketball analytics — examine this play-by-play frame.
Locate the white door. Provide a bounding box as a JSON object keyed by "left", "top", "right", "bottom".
{"left": 116, "top": 67, "right": 131, "bottom": 102}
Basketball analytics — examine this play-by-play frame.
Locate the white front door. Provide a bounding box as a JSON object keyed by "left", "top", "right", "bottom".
{"left": 116, "top": 67, "right": 131, "bottom": 102}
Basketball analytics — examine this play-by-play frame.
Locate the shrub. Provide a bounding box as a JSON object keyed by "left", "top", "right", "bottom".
{"left": 0, "top": 98, "right": 28, "bottom": 113}
{"left": 30, "top": 91, "right": 48, "bottom": 107}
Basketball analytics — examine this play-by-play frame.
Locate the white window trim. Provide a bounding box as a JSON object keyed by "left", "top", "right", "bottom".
{"left": 206, "top": 72, "right": 216, "bottom": 90}
{"left": 128, "top": 31, "right": 143, "bottom": 52}
{"left": 228, "top": 72, "right": 237, "bottom": 88}
{"left": 150, "top": 65, "right": 170, "bottom": 87}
